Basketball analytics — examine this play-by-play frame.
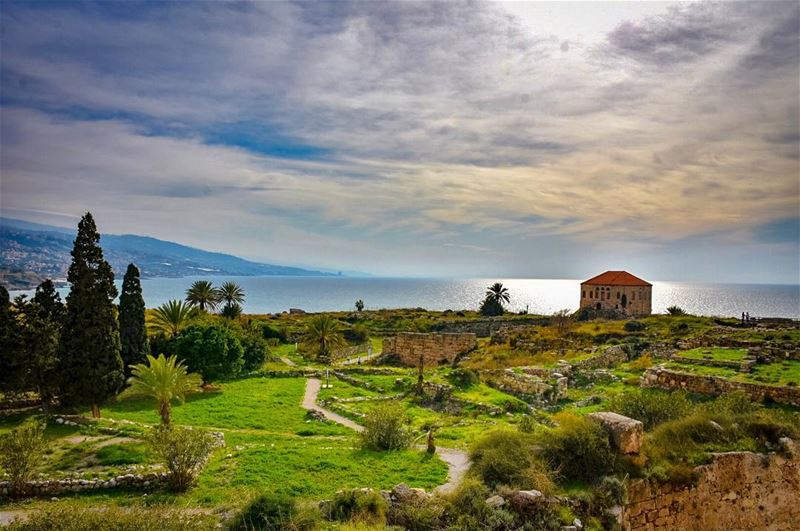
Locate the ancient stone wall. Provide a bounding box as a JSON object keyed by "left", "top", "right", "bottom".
{"left": 432, "top": 317, "right": 548, "bottom": 337}
{"left": 623, "top": 440, "right": 800, "bottom": 530}
{"left": 641, "top": 367, "right": 800, "bottom": 407}
{"left": 382, "top": 332, "right": 476, "bottom": 367}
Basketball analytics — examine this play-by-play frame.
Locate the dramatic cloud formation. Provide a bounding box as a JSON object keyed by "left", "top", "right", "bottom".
{"left": 1, "top": 1, "right": 798, "bottom": 281}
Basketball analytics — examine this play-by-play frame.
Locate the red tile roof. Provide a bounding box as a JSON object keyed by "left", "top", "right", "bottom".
{"left": 581, "top": 271, "right": 652, "bottom": 287}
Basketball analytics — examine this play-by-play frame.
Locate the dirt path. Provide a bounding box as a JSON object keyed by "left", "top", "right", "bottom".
{"left": 432, "top": 446, "right": 470, "bottom": 494}
{"left": 279, "top": 356, "right": 297, "bottom": 367}
{"left": 301, "top": 378, "right": 364, "bottom": 432}
{"left": 301, "top": 378, "right": 470, "bottom": 492}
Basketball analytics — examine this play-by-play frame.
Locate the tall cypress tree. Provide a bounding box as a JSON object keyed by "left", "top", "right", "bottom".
{"left": 119, "top": 263, "right": 149, "bottom": 374}
{"left": 59, "top": 213, "right": 124, "bottom": 417}
{"left": 27, "top": 280, "right": 66, "bottom": 408}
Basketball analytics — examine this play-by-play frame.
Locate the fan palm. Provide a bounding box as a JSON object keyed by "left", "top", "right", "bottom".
{"left": 485, "top": 282, "right": 511, "bottom": 305}
{"left": 218, "top": 282, "right": 245, "bottom": 306}
{"left": 185, "top": 280, "right": 221, "bottom": 312}
{"left": 304, "top": 314, "right": 346, "bottom": 362}
{"left": 120, "top": 354, "right": 202, "bottom": 425}
{"left": 150, "top": 300, "right": 196, "bottom": 338}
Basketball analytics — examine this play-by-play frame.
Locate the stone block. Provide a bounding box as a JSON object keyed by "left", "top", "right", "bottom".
{"left": 588, "top": 411, "right": 643, "bottom": 454}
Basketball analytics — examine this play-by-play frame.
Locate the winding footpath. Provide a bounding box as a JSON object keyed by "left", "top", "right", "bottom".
{"left": 300, "top": 378, "right": 470, "bottom": 494}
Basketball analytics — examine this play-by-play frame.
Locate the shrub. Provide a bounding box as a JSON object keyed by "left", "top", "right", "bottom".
{"left": 538, "top": 413, "right": 617, "bottom": 484}
{"left": 260, "top": 324, "right": 288, "bottom": 343}
{"left": 518, "top": 415, "right": 536, "bottom": 433}
{"left": 470, "top": 430, "right": 555, "bottom": 492}
{"left": 0, "top": 418, "right": 47, "bottom": 496}
{"left": 624, "top": 320, "right": 646, "bottom": 332}
{"left": 230, "top": 492, "right": 318, "bottom": 531}
{"left": 666, "top": 306, "right": 686, "bottom": 316}
{"left": 7, "top": 505, "right": 216, "bottom": 531}
{"left": 240, "top": 333, "right": 269, "bottom": 372}
{"left": 146, "top": 425, "right": 216, "bottom": 492}
{"left": 627, "top": 354, "right": 654, "bottom": 372}
{"left": 342, "top": 323, "right": 370, "bottom": 343}
{"left": 324, "top": 488, "right": 388, "bottom": 525}
{"left": 387, "top": 495, "right": 449, "bottom": 530}
{"left": 448, "top": 368, "right": 479, "bottom": 388}
{"left": 360, "top": 403, "right": 412, "bottom": 451}
{"left": 173, "top": 324, "right": 244, "bottom": 382}
{"left": 607, "top": 389, "right": 692, "bottom": 430}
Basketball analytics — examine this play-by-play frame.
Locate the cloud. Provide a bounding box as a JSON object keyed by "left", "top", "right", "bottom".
{"left": 1, "top": 0, "right": 798, "bottom": 281}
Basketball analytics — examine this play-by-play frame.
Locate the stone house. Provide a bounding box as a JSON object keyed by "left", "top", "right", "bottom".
{"left": 580, "top": 271, "right": 652, "bottom": 316}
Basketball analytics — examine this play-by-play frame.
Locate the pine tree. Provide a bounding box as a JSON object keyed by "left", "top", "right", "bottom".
{"left": 33, "top": 280, "right": 66, "bottom": 325}
{"left": 0, "top": 286, "right": 26, "bottom": 395}
{"left": 19, "top": 292, "right": 62, "bottom": 409}
{"left": 59, "top": 213, "right": 124, "bottom": 417}
{"left": 119, "top": 264, "right": 150, "bottom": 374}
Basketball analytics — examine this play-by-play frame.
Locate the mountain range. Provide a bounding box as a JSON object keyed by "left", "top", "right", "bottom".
{"left": 0, "top": 217, "right": 339, "bottom": 290}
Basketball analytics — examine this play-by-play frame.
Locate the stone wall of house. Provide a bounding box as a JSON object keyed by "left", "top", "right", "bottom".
{"left": 641, "top": 367, "right": 800, "bottom": 407}
{"left": 382, "top": 332, "right": 476, "bottom": 367}
{"left": 580, "top": 285, "right": 652, "bottom": 316}
{"left": 622, "top": 440, "right": 799, "bottom": 530}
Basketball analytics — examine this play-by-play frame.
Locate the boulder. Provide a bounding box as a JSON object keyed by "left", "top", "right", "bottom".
{"left": 390, "top": 483, "right": 429, "bottom": 503}
{"left": 486, "top": 494, "right": 506, "bottom": 508}
{"left": 588, "top": 412, "right": 643, "bottom": 455}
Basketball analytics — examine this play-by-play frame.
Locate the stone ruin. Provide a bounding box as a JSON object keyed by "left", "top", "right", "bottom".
{"left": 382, "top": 332, "right": 476, "bottom": 367}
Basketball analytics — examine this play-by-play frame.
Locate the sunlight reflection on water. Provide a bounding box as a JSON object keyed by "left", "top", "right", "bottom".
{"left": 12, "top": 277, "right": 799, "bottom": 318}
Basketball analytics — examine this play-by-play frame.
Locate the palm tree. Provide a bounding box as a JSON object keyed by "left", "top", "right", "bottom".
{"left": 218, "top": 282, "right": 245, "bottom": 306}
{"left": 304, "top": 314, "right": 346, "bottom": 363}
{"left": 120, "top": 354, "right": 202, "bottom": 425}
{"left": 150, "top": 300, "right": 196, "bottom": 338}
{"left": 185, "top": 280, "right": 220, "bottom": 312}
{"left": 485, "top": 282, "right": 510, "bottom": 305}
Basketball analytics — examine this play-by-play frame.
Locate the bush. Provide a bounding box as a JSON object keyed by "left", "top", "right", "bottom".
{"left": 173, "top": 324, "right": 244, "bottom": 382}
{"left": 387, "top": 495, "right": 449, "bottom": 530}
{"left": 470, "top": 430, "right": 555, "bottom": 492}
{"left": 240, "top": 333, "right": 269, "bottom": 372}
{"left": 627, "top": 354, "right": 654, "bottom": 371}
{"left": 538, "top": 413, "right": 616, "bottom": 484}
{"left": 479, "top": 298, "right": 504, "bottom": 317}
{"left": 230, "top": 492, "right": 319, "bottom": 531}
{"left": 146, "top": 425, "right": 216, "bottom": 492}
{"left": 324, "top": 488, "right": 388, "bottom": 525}
{"left": 624, "top": 320, "right": 646, "bottom": 332}
{"left": 7, "top": 505, "right": 216, "bottom": 531}
{"left": 342, "top": 323, "right": 370, "bottom": 343}
{"left": 0, "top": 418, "right": 47, "bottom": 496}
{"left": 448, "top": 368, "right": 479, "bottom": 388}
{"left": 518, "top": 415, "right": 536, "bottom": 433}
{"left": 607, "top": 389, "right": 692, "bottom": 430}
{"left": 360, "top": 403, "right": 411, "bottom": 451}
{"left": 260, "top": 324, "right": 288, "bottom": 343}
{"left": 666, "top": 306, "right": 686, "bottom": 316}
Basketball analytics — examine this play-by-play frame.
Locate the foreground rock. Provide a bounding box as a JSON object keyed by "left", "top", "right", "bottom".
{"left": 588, "top": 412, "right": 643, "bottom": 455}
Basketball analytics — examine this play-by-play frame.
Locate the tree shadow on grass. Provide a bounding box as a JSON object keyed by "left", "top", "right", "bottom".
{"left": 107, "top": 390, "right": 223, "bottom": 414}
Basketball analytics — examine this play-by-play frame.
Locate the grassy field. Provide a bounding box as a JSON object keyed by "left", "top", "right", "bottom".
{"left": 678, "top": 347, "right": 749, "bottom": 361}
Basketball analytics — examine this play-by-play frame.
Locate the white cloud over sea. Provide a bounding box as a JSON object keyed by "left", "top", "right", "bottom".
{"left": 1, "top": 1, "right": 798, "bottom": 281}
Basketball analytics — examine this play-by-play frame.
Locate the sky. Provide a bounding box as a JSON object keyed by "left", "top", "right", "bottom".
{"left": 1, "top": 0, "right": 798, "bottom": 283}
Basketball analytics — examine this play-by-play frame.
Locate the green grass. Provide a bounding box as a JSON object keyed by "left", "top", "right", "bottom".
{"left": 101, "top": 377, "right": 350, "bottom": 436}
{"left": 678, "top": 348, "right": 748, "bottom": 362}
{"left": 95, "top": 442, "right": 152, "bottom": 466}
{"left": 451, "top": 383, "right": 527, "bottom": 410}
{"left": 734, "top": 360, "right": 800, "bottom": 386}
{"left": 665, "top": 360, "right": 800, "bottom": 387}
{"left": 185, "top": 432, "right": 448, "bottom": 505}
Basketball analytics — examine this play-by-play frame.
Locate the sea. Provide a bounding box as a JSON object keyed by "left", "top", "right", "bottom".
{"left": 10, "top": 277, "right": 800, "bottom": 318}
